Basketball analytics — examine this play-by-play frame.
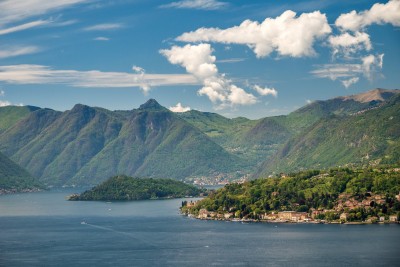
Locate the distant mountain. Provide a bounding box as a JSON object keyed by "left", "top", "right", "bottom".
{"left": 0, "top": 105, "right": 40, "bottom": 133}
{"left": 0, "top": 89, "right": 398, "bottom": 186}
{"left": 0, "top": 151, "right": 42, "bottom": 192}
{"left": 255, "top": 93, "right": 400, "bottom": 177}
{"left": 0, "top": 100, "right": 242, "bottom": 186}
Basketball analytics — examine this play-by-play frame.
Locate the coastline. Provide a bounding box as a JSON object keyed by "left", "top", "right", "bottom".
{"left": 0, "top": 188, "right": 42, "bottom": 196}
{"left": 183, "top": 213, "right": 400, "bottom": 225}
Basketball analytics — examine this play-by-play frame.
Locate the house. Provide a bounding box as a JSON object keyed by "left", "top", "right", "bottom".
{"left": 389, "top": 215, "right": 398, "bottom": 222}
{"left": 278, "top": 211, "right": 309, "bottom": 222}
{"left": 198, "top": 209, "right": 209, "bottom": 219}
{"left": 224, "top": 213, "right": 233, "bottom": 219}
{"left": 340, "top": 213, "right": 349, "bottom": 221}
{"left": 379, "top": 216, "right": 385, "bottom": 222}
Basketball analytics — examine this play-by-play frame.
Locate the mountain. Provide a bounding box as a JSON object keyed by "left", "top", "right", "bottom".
{"left": 69, "top": 175, "right": 204, "bottom": 201}
{"left": 0, "top": 105, "right": 40, "bottom": 133}
{"left": 0, "top": 89, "right": 398, "bottom": 186}
{"left": 255, "top": 93, "right": 400, "bottom": 177}
{"left": 0, "top": 151, "right": 42, "bottom": 192}
{"left": 0, "top": 100, "right": 242, "bottom": 186}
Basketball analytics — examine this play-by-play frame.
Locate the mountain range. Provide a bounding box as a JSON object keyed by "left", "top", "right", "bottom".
{"left": 0, "top": 88, "right": 398, "bottom": 187}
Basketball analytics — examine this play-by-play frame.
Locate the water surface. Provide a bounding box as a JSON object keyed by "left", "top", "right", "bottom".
{"left": 1, "top": 190, "right": 399, "bottom": 266}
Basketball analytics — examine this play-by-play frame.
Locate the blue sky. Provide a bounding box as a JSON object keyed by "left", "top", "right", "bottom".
{"left": 0, "top": 0, "right": 399, "bottom": 119}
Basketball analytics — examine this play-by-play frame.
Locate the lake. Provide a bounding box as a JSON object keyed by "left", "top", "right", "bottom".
{"left": 1, "top": 190, "right": 399, "bottom": 266}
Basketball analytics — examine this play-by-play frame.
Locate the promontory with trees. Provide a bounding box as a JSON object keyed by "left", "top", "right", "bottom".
{"left": 69, "top": 175, "right": 205, "bottom": 201}
{"left": 181, "top": 166, "right": 400, "bottom": 224}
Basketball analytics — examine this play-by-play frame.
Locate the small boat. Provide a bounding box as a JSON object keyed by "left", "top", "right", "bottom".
{"left": 81, "top": 221, "right": 87, "bottom": 225}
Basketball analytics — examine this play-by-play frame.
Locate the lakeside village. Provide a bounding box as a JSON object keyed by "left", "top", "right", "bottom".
{"left": 181, "top": 191, "right": 400, "bottom": 224}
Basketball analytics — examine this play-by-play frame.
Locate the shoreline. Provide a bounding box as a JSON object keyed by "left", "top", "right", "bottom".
{"left": 0, "top": 188, "right": 43, "bottom": 196}
{"left": 184, "top": 214, "right": 400, "bottom": 225}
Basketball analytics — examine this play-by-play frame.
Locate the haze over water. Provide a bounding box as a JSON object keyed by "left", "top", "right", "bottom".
{"left": 1, "top": 190, "right": 399, "bottom": 266}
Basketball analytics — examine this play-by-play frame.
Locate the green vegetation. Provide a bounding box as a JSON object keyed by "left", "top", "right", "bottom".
{"left": 0, "top": 105, "right": 40, "bottom": 133}
{"left": 183, "top": 166, "right": 400, "bottom": 221}
{"left": 0, "top": 151, "right": 43, "bottom": 192}
{"left": 0, "top": 89, "right": 399, "bottom": 187}
{"left": 255, "top": 93, "right": 400, "bottom": 177}
{"left": 69, "top": 175, "right": 205, "bottom": 201}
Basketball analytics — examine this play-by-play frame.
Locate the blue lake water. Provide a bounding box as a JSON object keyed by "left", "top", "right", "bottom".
{"left": 1, "top": 190, "right": 399, "bottom": 266}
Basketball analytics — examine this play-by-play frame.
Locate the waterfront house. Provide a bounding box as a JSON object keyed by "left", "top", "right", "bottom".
{"left": 340, "top": 213, "right": 348, "bottom": 221}
{"left": 389, "top": 215, "right": 398, "bottom": 222}
{"left": 198, "top": 209, "right": 209, "bottom": 219}
{"left": 224, "top": 213, "right": 233, "bottom": 219}
{"left": 278, "top": 211, "right": 308, "bottom": 222}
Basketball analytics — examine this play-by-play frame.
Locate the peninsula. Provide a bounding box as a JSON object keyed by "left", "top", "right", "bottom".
{"left": 68, "top": 175, "right": 205, "bottom": 201}
{"left": 181, "top": 166, "right": 400, "bottom": 224}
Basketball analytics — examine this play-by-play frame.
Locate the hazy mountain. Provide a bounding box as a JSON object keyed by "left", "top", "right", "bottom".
{"left": 0, "top": 151, "right": 42, "bottom": 191}
{"left": 0, "top": 89, "right": 398, "bottom": 186}
{"left": 255, "top": 93, "right": 400, "bottom": 177}
{"left": 0, "top": 105, "right": 40, "bottom": 133}
{"left": 0, "top": 100, "right": 241, "bottom": 186}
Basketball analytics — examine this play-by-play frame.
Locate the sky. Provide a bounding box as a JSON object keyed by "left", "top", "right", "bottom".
{"left": 0, "top": 0, "right": 399, "bottom": 119}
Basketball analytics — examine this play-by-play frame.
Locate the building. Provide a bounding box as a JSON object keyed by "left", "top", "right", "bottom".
{"left": 389, "top": 215, "right": 398, "bottom": 222}
{"left": 278, "top": 211, "right": 309, "bottom": 222}
{"left": 340, "top": 213, "right": 349, "bottom": 221}
{"left": 198, "top": 209, "right": 209, "bottom": 219}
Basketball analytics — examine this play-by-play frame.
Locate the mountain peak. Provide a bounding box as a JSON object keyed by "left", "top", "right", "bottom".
{"left": 341, "top": 88, "right": 399, "bottom": 103}
{"left": 139, "top": 99, "right": 167, "bottom": 111}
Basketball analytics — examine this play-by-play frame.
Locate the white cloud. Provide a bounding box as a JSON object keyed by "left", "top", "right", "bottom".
{"left": 160, "top": 43, "right": 257, "bottom": 107}
{"left": 253, "top": 85, "right": 278, "bottom": 97}
{"left": 362, "top": 53, "right": 384, "bottom": 80}
{"left": 94, "top": 37, "right": 110, "bottom": 41}
{"left": 0, "top": 0, "right": 89, "bottom": 27}
{"left": 0, "top": 65, "right": 199, "bottom": 90}
{"left": 0, "top": 100, "right": 12, "bottom": 107}
{"left": 132, "top": 65, "right": 151, "bottom": 94}
{"left": 0, "top": 20, "right": 50, "bottom": 35}
{"left": 160, "top": 0, "right": 228, "bottom": 10}
{"left": 0, "top": 46, "right": 41, "bottom": 59}
{"left": 169, "top": 103, "right": 191, "bottom": 112}
{"left": 84, "top": 23, "right": 123, "bottom": 31}
{"left": 306, "top": 99, "right": 313, "bottom": 104}
{"left": 328, "top": 31, "right": 372, "bottom": 58}
{"left": 217, "top": 58, "right": 246, "bottom": 63}
{"left": 335, "top": 0, "right": 400, "bottom": 32}
{"left": 341, "top": 77, "right": 360, "bottom": 88}
{"left": 0, "top": 90, "right": 4, "bottom": 96}
{"left": 311, "top": 53, "right": 384, "bottom": 87}
{"left": 177, "top": 10, "right": 331, "bottom": 58}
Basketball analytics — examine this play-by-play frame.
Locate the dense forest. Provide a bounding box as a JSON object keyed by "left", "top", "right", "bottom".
{"left": 69, "top": 175, "right": 205, "bottom": 201}
{"left": 183, "top": 166, "right": 400, "bottom": 222}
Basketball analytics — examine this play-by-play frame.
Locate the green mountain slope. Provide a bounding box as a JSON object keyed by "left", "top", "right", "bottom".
{"left": 0, "top": 100, "right": 242, "bottom": 186}
{"left": 0, "top": 151, "right": 42, "bottom": 191}
{"left": 255, "top": 94, "right": 400, "bottom": 177}
{"left": 0, "top": 105, "right": 40, "bottom": 133}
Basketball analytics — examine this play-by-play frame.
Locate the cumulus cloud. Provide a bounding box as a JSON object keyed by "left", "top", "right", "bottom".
{"left": 0, "top": 64, "right": 199, "bottom": 89}
{"left": 160, "top": 43, "right": 257, "bottom": 107}
{"left": 84, "top": 23, "right": 123, "bottom": 31}
{"left": 335, "top": 0, "right": 400, "bottom": 32}
{"left": 253, "top": 85, "right": 278, "bottom": 97}
{"left": 177, "top": 10, "right": 331, "bottom": 58}
{"left": 160, "top": 0, "right": 228, "bottom": 10}
{"left": 169, "top": 103, "right": 191, "bottom": 112}
{"left": 0, "top": 100, "right": 12, "bottom": 107}
{"left": 0, "top": 46, "right": 41, "bottom": 59}
{"left": 328, "top": 31, "right": 372, "bottom": 58}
